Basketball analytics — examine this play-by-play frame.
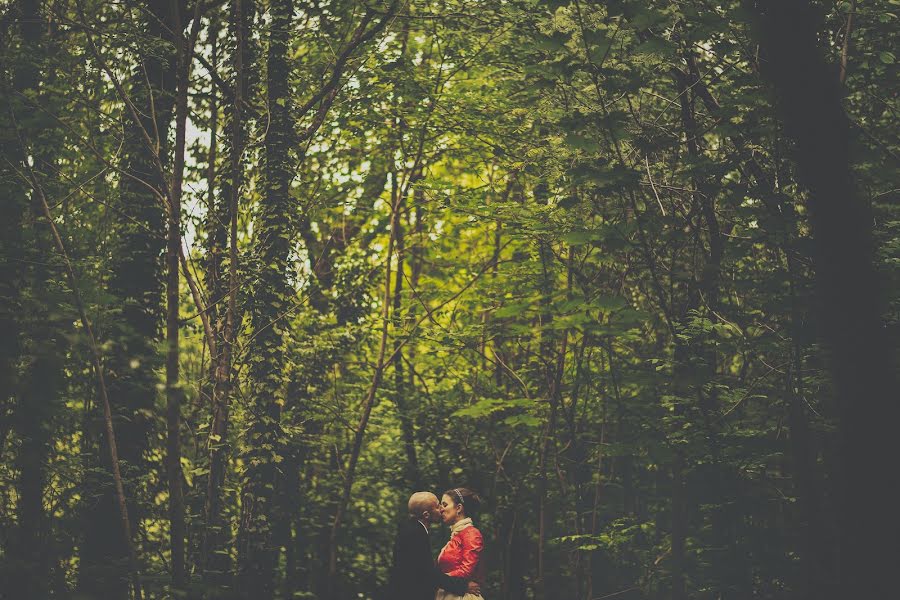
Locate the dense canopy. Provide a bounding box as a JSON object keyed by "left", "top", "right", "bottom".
{"left": 1, "top": 0, "right": 897, "bottom": 599}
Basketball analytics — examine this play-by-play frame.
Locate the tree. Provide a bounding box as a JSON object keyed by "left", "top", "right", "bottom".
{"left": 236, "top": 0, "right": 294, "bottom": 594}
{"left": 78, "top": 1, "right": 177, "bottom": 596}
{"left": 4, "top": 1, "right": 66, "bottom": 596}
{"left": 204, "top": 0, "right": 253, "bottom": 589}
{"left": 754, "top": 1, "right": 899, "bottom": 596}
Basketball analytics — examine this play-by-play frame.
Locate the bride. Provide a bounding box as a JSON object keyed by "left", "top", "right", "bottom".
{"left": 435, "top": 488, "right": 485, "bottom": 599}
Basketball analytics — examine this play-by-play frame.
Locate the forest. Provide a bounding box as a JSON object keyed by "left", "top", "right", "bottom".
{"left": 1, "top": 0, "right": 898, "bottom": 598}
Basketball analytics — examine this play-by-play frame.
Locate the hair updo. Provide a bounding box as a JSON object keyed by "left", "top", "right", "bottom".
{"left": 443, "top": 487, "right": 483, "bottom": 518}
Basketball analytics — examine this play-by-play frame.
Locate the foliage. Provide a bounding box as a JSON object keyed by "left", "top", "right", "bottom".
{"left": 0, "top": 0, "right": 897, "bottom": 599}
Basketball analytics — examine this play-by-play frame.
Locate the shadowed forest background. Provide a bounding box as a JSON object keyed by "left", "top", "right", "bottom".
{"left": 1, "top": 0, "right": 898, "bottom": 598}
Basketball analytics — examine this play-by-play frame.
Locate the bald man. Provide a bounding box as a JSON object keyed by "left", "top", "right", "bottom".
{"left": 386, "top": 492, "right": 480, "bottom": 600}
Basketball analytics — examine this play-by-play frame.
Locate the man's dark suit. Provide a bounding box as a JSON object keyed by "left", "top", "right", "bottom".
{"left": 387, "top": 517, "right": 468, "bottom": 600}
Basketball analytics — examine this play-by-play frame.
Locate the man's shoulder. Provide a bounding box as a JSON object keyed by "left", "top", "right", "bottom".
{"left": 398, "top": 518, "right": 427, "bottom": 538}
{"left": 395, "top": 519, "right": 430, "bottom": 562}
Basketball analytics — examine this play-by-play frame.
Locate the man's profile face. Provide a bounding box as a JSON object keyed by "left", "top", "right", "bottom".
{"left": 426, "top": 494, "right": 442, "bottom": 524}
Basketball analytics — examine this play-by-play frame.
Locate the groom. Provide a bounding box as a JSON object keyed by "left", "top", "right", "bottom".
{"left": 387, "top": 491, "right": 481, "bottom": 600}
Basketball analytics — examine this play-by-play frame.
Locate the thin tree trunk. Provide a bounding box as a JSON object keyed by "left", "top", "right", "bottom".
{"left": 839, "top": 0, "right": 857, "bottom": 85}
{"left": 391, "top": 178, "right": 420, "bottom": 487}
{"left": 204, "top": 0, "right": 247, "bottom": 588}
{"left": 492, "top": 216, "right": 504, "bottom": 387}
{"left": 327, "top": 170, "right": 402, "bottom": 598}
{"left": 407, "top": 191, "right": 425, "bottom": 388}
{"left": 534, "top": 178, "right": 567, "bottom": 600}
{"left": 677, "top": 54, "right": 737, "bottom": 590}
{"left": 12, "top": 288, "right": 60, "bottom": 600}
{"left": 785, "top": 334, "right": 830, "bottom": 598}
{"left": 585, "top": 389, "right": 607, "bottom": 600}
{"left": 166, "top": 1, "right": 202, "bottom": 589}
{"left": 199, "top": 30, "right": 223, "bottom": 580}
{"left": 670, "top": 449, "right": 686, "bottom": 600}
{"left": 203, "top": 24, "right": 221, "bottom": 348}
{"left": 0, "top": 169, "right": 24, "bottom": 456}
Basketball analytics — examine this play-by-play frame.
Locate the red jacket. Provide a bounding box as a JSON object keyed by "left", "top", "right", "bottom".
{"left": 436, "top": 523, "right": 486, "bottom": 585}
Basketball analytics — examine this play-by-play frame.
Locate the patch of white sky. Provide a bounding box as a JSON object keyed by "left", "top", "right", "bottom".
{"left": 181, "top": 113, "right": 207, "bottom": 251}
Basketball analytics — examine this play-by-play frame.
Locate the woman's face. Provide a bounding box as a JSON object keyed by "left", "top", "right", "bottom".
{"left": 440, "top": 493, "right": 463, "bottom": 525}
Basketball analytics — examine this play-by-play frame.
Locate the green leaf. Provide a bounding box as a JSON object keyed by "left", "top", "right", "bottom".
{"left": 494, "top": 301, "right": 531, "bottom": 318}
{"left": 632, "top": 38, "right": 676, "bottom": 58}
{"left": 501, "top": 414, "right": 541, "bottom": 428}
{"left": 452, "top": 398, "right": 531, "bottom": 419}
{"left": 561, "top": 230, "right": 595, "bottom": 245}
{"left": 590, "top": 295, "right": 629, "bottom": 312}
{"left": 535, "top": 32, "right": 570, "bottom": 53}
{"left": 564, "top": 133, "right": 602, "bottom": 153}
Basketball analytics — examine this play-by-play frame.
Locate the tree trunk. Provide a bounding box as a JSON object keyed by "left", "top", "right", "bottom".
{"left": 204, "top": 0, "right": 250, "bottom": 591}
{"left": 391, "top": 179, "right": 421, "bottom": 487}
{"left": 755, "top": 2, "right": 899, "bottom": 596}
{"left": 198, "top": 12, "right": 226, "bottom": 581}
{"left": 12, "top": 189, "right": 64, "bottom": 600}
{"left": 6, "top": 1, "right": 62, "bottom": 595}
{"left": 79, "top": 1, "right": 176, "bottom": 597}
{"left": 675, "top": 55, "right": 737, "bottom": 591}
{"left": 30, "top": 143, "right": 144, "bottom": 600}
{"left": 167, "top": 0, "right": 202, "bottom": 589}
{"left": 0, "top": 0, "right": 32, "bottom": 482}
{"left": 327, "top": 170, "right": 402, "bottom": 598}
{"left": 236, "top": 0, "right": 293, "bottom": 594}
{"left": 669, "top": 448, "right": 686, "bottom": 600}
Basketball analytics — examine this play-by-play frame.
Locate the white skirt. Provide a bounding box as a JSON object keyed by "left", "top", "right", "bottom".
{"left": 435, "top": 590, "right": 483, "bottom": 600}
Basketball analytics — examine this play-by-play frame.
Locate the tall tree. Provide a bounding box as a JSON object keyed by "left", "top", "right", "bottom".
{"left": 78, "top": 0, "right": 177, "bottom": 596}
{"left": 0, "top": 0, "right": 29, "bottom": 476}
{"left": 236, "top": 0, "right": 294, "bottom": 594}
{"left": 204, "top": 0, "right": 252, "bottom": 589}
{"left": 167, "top": 0, "right": 203, "bottom": 590}
{"left": 5, "top": 0, "right": 66, "bottom": 595}
{"left": 754, "top": 1, "right": 899, "bottom": 596}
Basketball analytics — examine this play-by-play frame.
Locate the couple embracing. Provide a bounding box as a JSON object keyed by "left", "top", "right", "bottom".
{"left": 387, "top": 487, "right": 486, "bottom": 600}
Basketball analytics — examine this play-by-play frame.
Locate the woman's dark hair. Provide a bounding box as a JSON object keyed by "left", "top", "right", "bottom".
{"left": 443, "top": 487, "right": 483, "bottom": 517}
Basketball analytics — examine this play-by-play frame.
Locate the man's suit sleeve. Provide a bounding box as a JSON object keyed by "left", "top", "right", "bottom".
{"left": 431, "top": 567, "right": 469, "bottom": 597}
{"left": 411, "top": 526, "right": 469, "bottom": 597}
